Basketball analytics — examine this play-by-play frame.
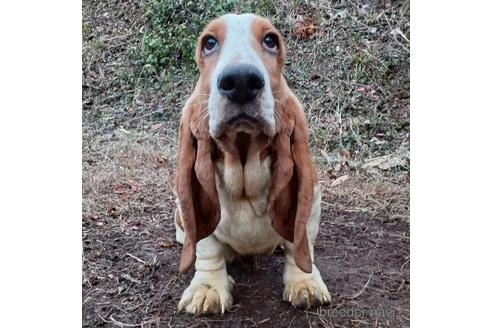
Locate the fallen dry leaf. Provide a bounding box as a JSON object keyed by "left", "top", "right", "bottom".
{"left": 331, "top": 174, "right": 349, "bottom": 187}
{"left": 151, "top": 123, "right": 163, "bottom": 130}
{"left": 157, "top": 155, "right": 168, "bottom": 164}
{"left": 160, "top": 241, "right": 175, "bottom": 248}
{"left": 293, "top": 15, "right": 317, "bottom": 38}
{"left": 128, "top": 179, "right": 140, "bottom": 192}
{"left": 355, "top": 85, "right": 377, "bottom": 97}
{"left": 361, "top": 155, "right": 407, "bottom": 171}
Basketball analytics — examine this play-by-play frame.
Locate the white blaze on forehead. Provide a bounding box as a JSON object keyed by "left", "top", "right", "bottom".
{"left": 218, "top": 14, "right": 260, "bottom": 68}
{"left": 208, "top": 14, "right": 275, "bottom": 135}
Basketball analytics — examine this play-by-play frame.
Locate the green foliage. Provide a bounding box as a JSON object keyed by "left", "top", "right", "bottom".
{"left": 140, "top": 0, "right": 278, "bottom": 72}
{"left": 141, "top": 0, "right": 237, "bottom": 71}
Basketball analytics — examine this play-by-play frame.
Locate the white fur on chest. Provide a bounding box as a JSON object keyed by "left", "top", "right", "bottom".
{"left": 214, "top": 152, "right": 282, "bottom": 255}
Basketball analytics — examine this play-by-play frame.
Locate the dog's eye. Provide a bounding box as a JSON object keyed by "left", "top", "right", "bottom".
{"left": 262, "top": 34, "right": 278, "bottom": 51}
{"left": 203, "top": 36, "right": 218, "bottom": 54}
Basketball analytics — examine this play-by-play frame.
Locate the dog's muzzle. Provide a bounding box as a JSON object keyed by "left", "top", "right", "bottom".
{"left": 209, "top": 63, "right": 275, "bottom": 139}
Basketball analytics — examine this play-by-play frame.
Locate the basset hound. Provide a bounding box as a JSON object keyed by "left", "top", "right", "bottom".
{"left": 174, "top": 13, "right": 331, "bottom": 315}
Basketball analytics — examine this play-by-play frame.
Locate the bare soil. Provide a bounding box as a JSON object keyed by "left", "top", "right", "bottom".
{"left": 83, "top": 175, "right": 409, "bottom": 327}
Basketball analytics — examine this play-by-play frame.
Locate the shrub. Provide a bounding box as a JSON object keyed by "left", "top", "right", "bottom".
{"left": 141, "top": 0, "right": 237, "bottom": 71}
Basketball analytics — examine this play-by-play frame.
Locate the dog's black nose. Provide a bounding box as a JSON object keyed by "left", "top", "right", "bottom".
{"left": 217, "top": 64, "right": 265, "bottom": 105}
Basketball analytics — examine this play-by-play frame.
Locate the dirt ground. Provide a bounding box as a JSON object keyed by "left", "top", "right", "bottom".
{"left": 83, "top": 1, "right": 410, "bottom": 327}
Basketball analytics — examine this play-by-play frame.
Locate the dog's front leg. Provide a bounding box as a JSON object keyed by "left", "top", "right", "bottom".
{"left": 178, "top": 234, "right": 234, "bottom": 315}
{"left": 282, "top": 185, "right": 331, "bottom": 308}
{"left": 283, "top": 242, "right": 331, "bottom": 308}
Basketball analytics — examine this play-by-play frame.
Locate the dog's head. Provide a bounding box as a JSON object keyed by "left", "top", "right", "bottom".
{"left": 194, "top": 14, "right": 286, "bottom": 139}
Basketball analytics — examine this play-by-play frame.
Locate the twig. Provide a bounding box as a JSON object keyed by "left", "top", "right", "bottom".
{"left": 97, "top": 313, "right": 157, "bottom": 327}
{"left": 125, "top": 252, "right": 146, "bottom": 264}
{"left": 119, "top": 110, "right": 160, "bottom": 126}
{"left": 99, "top": 32, "right": 136, "bottom": 42}
{"left": 340, "top": 272, "right": 374, "bottom": 300}
{"left": 306, "top": 312, "right": 313, "bottom": 328}
{"left": 351, "top": 319, "right": 371, "bottom": 325}
{"left": 383, "top": 12, "right": 410, "bottom": 53}
{"left": 121, "top": 273, "right": 141, "bottom": 284}
{"left": 400, "top": 258, "right": 410, "bottom": 272}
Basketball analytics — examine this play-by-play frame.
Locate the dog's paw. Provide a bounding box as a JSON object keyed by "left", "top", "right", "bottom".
{"left": 283, "top": 277, "right": 331, "bottom": 309}
{"left": 178, "top": 271, "right": 234, "bottom": 316}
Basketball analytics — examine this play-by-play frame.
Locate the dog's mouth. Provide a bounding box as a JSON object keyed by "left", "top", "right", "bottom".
{"left": 220, "top": 112, "right": 274, "bottom": 137}
{"left": 227, "top": 113, "right": 258, "bottom": 129}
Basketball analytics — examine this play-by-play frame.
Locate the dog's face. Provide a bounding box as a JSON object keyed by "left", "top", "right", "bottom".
{"left": 194, "top": 14, "right": 286, "bottom": 139}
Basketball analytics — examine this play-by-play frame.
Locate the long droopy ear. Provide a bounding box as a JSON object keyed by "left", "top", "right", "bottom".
{"left": 267, "top": 95, "right": 316, "bottom": 273}
{"left": 176, "top": 104, "right": 220, "bottom": 273}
